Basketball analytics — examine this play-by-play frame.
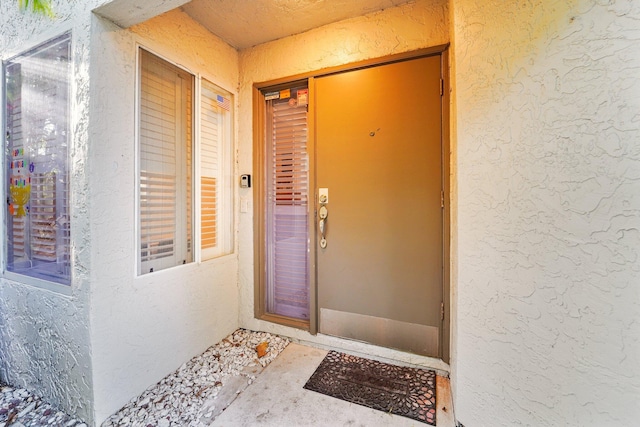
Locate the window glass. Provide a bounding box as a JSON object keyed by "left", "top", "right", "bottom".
{"left": 264, "top": 85, "right": 310, "bottom": 320}
{"left": 4, "top": 32, "right": 72, "bottom": 285}
{"left": 200, "top": 78, "right": 233, "bottom": 260}
{"left": 138, "top": 49, "right": 235, "bottom": 275}
{"left": 139, "top": 49, "right": 194, "bottom": 274}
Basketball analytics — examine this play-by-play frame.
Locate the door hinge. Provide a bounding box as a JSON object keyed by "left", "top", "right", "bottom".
{"left": 441, "top": 190, "right": 445, "bottom": 208}
{"left": 440, "top": 78, "right": 444, "bottom": 96}
{"left": 441, "top": 301, "right": 445, "bottom": 320}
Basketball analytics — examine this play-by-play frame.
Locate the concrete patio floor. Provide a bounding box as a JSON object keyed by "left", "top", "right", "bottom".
{"left": 210, "top": 342, "right": 455, "bottom": 427}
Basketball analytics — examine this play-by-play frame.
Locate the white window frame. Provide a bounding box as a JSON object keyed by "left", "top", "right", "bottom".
{"left": 198, "top": 77, "right": 234, "bottom": 261}
{"left": 137, "top": 48, "right": 194, "bottom": 275}
{"left": 1, "top": 30, "right": 73, "bottom": 294}
{"left": 135, "top": 45, "right": 235, "bottom": 276}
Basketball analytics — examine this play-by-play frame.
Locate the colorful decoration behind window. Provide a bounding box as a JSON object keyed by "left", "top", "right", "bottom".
{"left": 9, "top": 184, "right": 30, "bottom": 217}
{"left": 9, "top": 148, "right": 30, "bottom": 217}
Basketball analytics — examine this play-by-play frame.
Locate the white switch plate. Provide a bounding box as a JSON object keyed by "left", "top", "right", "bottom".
{"left": 240, "top": 198, "right": 249, "bottom": 213}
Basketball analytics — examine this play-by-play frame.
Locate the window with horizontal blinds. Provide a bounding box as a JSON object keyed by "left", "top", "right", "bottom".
{"left": 265, "top": 87, "right": 310, "bottom": 320}
{"left": 4, "top": 32, "right": 71, "bottom": 286}
{"left": 200, "top": 78, "right": 233, "bottom": 260}
{"left": 139, "top": 49, "right": 193, "bottom": 274}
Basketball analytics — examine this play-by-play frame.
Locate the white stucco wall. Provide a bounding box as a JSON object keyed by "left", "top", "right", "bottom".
{"left": 451, "top": 1, "right": 640, "bottom": 425}
{"left": 88, "top": 9, "right": 240, "bottom": 423}
{"left": 237, "top": 0, "right": 451, "bottom": 370}
{"left": 0, "top": 1, "right": 97, "bottom": 422}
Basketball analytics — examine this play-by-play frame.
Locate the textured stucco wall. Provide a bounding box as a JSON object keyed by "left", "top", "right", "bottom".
{"left": 0, "top": 0, "right": 96, "bottom": 422}
{"left": 89, "top": 9, "right": 240, "bottom": 423}
{"left": 237, "top": 0, "right": 451, "bottom": 370}
{"left": 94, "top": 0, "right": 190, "bottom": 28}
{"left": 451, "top": 1, "right": 640, "bottom": 425}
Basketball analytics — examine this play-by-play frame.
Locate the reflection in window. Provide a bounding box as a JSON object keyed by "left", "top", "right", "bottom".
{"left": 4, "top": 32, "right": 72, "bottom": 285}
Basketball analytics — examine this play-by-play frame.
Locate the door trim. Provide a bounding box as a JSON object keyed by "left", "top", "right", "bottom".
{"left": 440, "top": 49, "right": 451, "bottom": 363}
{"left": 253, "top": 45, "right": 449, "bottom": 89}
{"left": 252, "top": 82, "right": 314, "bottom": 332}
{"left": 253, "top": 46, "right": 451, "bottom": 361}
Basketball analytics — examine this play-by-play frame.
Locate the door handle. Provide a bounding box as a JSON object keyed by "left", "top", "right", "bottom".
{"left": 318, "top": 205, "right": 328, "bottom": 248}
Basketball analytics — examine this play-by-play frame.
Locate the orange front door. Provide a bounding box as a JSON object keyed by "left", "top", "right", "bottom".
{"left": 315, "top": 55, "right": 444, "bottom": 357}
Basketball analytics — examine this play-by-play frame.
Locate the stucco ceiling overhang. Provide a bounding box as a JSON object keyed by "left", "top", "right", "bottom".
{"left": 181, "top": 0, "right": 413, "bottom": 49}
{"left": 95, "top": 0, "right": 414, "bottom": 50}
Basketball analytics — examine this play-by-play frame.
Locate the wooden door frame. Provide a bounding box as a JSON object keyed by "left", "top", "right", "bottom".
{"left": 252, "top": 45, "right": 451, "bottom": 362}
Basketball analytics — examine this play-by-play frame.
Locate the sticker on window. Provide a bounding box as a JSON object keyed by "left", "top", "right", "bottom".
{"left": 297, "top": 89, "right": 309, "bottom": 106}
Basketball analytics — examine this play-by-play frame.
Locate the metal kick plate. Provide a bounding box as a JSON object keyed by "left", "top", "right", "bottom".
{"left": 319, "top": 308, "right": 439, "bottom": 358}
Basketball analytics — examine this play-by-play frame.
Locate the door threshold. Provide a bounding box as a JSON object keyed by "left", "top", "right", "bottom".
{"left": 293, "top": 333, "right": 450, "bottom": 376}
{"left": 250, "top": 320, "right": 449, "bottom": 373}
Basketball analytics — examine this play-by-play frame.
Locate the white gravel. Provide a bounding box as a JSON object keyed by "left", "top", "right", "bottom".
{"left": 0, "top": 329, "right": 290, "bottom": 427}
{"left": 0, "top": 385, "right": 86, "bottom": 427}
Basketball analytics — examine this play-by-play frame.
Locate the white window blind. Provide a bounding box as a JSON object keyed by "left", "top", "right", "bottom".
{"left": 200, "top": 79, "right": 233, "bottom": 260}
{"left": 139, "top": 50, "right": 193, "bottom": 274}
{"left": 4, "top": 33, "right": 71, "bottom": 285}
{"left": 265, "top": 88, "right": 310, "bottom": 320}
{"left": 30, "top": 172, "right": 60, "bottom": 261}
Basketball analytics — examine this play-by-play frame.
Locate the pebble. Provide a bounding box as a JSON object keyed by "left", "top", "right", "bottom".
{"left": 102, "top": 329, "right": 289, "bottom": 426}
{"left": 0, "top": 329, "right": 289, "bottom": 427}
{"left": 0, "top": 387, "right": 83, "bottom": 427}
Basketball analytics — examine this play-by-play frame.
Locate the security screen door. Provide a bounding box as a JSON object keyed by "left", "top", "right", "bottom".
{"left": 315, "top": 55, "right": 444, "bottom": 357}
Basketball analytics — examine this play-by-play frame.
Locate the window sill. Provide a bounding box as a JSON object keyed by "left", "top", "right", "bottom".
{"left": 2, "top": 270, "right": 72, "bottom": 297}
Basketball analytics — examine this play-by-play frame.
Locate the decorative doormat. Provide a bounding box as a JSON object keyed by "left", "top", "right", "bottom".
{"left": 303, "top": 350, "right": 436, "bottom": 425}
